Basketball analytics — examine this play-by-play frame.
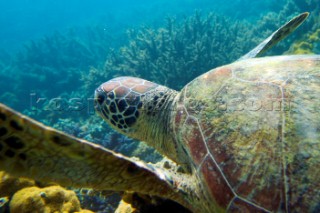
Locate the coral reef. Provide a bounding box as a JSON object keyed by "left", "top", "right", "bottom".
{"left": 0, "top": 171, "right": 36, "bottom": 198}
{"left": 0, "top": 26, "right": 114, "bottom": 113}
{"left": 252, "top": 0, "right": 320, "bottom": 56}
{"left": 0, "top": 171, "right": 36, "bottom": 212}
{"left": 285, "top": 0, "right": 320, "bottom": 55}
{"left": 102, "top": 12, "right": 254, "bottom": 90}
{"left": 76, "top": 189, "right": 121, "bottom": 212}
{"left": 0, "top": 171, "right": 93, "bottom": 213}
{"left": 10, "top": 186, "right": 93, "bottom": 213}
{"left": 100, "top": 3, "right": 320, "bottom": 91}
{"left": 287, "top": 29, "right": 320, "bottom": 54}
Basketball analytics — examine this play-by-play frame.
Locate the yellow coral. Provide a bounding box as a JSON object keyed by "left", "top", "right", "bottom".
{"left": 10, "top": 186, "right": 94, "bottom": 213}
{"left": 290, "top": 41, "right": 313, "bottom": 54}
{"left": 77, "top": 210, "right": 95, "bottom": 213}
{"left": 115, "top": 199, "right": 137, "bottom": 213}
{"left": 0, "top": 171, "right": 93, "bottom": 212}
{"left": 115, "top": 193, "right": 137, "bottom": 213}
{"left": 309, "top": 29, "right": 320, "bottom": 42}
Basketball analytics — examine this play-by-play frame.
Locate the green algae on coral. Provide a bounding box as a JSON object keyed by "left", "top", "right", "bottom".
{"left": 287, "top": 29, "right": 320, "bottom": 54}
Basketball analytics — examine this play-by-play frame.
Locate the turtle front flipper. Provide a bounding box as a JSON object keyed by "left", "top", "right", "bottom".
{"left": 0, "top": 103, "right": 185, "bottom": 206}
{"left": 239, "top": 12, "right": 309, "bottom": 60}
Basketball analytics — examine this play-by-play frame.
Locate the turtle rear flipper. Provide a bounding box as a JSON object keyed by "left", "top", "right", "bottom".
{"left": 0, "top": 103, "right": 184, "bottom": 205}
{"left": 239, "top": 12, "right": 309, "bottom": 60}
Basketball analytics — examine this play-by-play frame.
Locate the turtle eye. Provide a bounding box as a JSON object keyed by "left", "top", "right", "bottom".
{"left": 97, "top": 94, "right": 105, "bottom": 105}
{"left": 94, "top": 87, "right": 106, "bottom": 106}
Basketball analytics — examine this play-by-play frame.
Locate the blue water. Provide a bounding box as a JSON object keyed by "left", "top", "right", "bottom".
{"left": 0, "top": 0, "right": 288, "bottom": 53}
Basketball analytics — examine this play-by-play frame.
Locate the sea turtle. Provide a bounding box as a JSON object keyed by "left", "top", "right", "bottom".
{"left": 0, "top": 12, "right": 319, "bottom": 212}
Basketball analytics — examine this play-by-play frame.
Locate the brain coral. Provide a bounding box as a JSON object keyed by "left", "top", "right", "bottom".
{"left": 10, "top": 185, "right": 93, "bottom": 213}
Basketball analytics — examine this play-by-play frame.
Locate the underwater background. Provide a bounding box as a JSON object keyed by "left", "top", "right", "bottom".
{"left": 0, "top": 0, "right": 319, "bottom": 212}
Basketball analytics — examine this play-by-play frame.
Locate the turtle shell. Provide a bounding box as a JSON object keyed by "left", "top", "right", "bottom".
{"left": 173, "top": 55, "right": 320, "bottom": 212}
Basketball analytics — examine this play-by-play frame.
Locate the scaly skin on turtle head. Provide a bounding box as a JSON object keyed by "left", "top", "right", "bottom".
{"left": 94, "top": 76, "right": 189, "bottom": 167}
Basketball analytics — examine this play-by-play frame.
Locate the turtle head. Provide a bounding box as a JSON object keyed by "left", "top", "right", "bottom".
{"left": 94, "top": 77, "right": 188, "bottom": 166}
{"left": 94, "top": 77, "right": 170, "bottom": 134}
{"left": 94, "top": 77, "right": 146, "bottom": 132}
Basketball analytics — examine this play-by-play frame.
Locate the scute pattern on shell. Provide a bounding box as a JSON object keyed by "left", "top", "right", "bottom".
{"left": 174, "top": 55, "right": 320, "bottom": 212}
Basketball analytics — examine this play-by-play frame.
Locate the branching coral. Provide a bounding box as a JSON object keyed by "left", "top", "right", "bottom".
{"left": 101, "top": 7, "right": 319, "bottom": 91}
{"left": 102, "top": 12, "right": 254, "bottom": 90}
{"left": 1, "top": 26, "right": 113, "bottom": 113}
